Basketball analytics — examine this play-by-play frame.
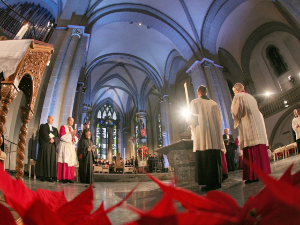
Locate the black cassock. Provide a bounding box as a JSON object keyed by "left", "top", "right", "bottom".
{"left": 223, "top": 134, "right": 237, "bottom": 171}
{"left": 77, "top": 138, "right": 96, "bottom": 184}
{"left": 36, "top": 123, "right": 59, "bottom": 178}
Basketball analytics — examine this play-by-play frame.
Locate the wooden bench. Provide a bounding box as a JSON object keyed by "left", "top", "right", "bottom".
{"left": 94, "top": 165, "right": 103, "bottom": 173}
{"left": 273, "top": 146, "right": 285, "bottom": 161}
{"left": 123, "top": 165, "right": 134, "bottom": 174}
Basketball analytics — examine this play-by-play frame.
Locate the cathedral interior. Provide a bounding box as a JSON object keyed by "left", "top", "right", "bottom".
{"left": 0, "top": 0, "right": 300, "bottom": 224}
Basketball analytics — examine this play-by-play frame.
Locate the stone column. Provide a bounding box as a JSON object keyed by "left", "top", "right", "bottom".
{"left": 72, "top": 82, "right": 84, "bottom": 126}
{"left": 61, "top": 33, "right": 87, "bottom": 124}
{"left": 49, "top": 27, "right": 83, "bottom": 127}
{"left": 186, "top": 59, "right": 232, "bottom": 131}
{"left": 187, "top": 62, "right": 208, "bottom": 98}
{"left": 160, "top": 95, "right": 172, "bottom": 146}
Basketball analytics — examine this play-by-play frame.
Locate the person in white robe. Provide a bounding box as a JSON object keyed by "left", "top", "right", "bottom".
{"left": 57, "top": 117, "right": 78, "bottom": 183}
{"left": 231, "top": 83, "right": 271, "bottom": 183}
{"left": 186, "top": 85, "right": 225, "bottom": 190}
{"left": 292, "top": 109, "right": 300, "bottom": 151}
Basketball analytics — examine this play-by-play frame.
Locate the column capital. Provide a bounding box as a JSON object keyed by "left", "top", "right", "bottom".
{"left": 69, "top": 26, "right": 84, "bottom": 38}
{"left": 186, "top": 58, "right": 223, "bottom": 74}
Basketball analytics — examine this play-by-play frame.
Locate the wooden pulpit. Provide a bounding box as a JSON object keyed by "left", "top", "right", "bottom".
{"left": 0, "top": 39, "right": 53, "bottom": 180}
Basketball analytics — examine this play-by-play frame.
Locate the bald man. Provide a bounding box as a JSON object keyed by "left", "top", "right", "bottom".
{"left": 292, "top": 109, "right": 300, "bottom": 151}
{"left": 36, "top": 115, "right": 60, "bottom": 182}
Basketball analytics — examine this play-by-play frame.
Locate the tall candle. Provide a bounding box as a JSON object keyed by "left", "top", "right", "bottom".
{"left": 184, "top": 82, "right": 190, "bottom": 108}
{"left": 74, "top": 124, "right": 77, "bottom": 129}
{"left": 14, "top": 24, "right": 28, "bottom": 40}
{"left": 81, "top": 124, "right": 83, "bottom": 130}
{"left": 124, "top": 147, "right": 125, "bottom": 159}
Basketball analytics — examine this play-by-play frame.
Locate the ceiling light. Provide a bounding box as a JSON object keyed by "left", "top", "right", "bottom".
{"left": 138, "top": 22, "right": 142, "bottom": 26}
{"left": 265, "top": 92, "right": 270, "bottom": 97}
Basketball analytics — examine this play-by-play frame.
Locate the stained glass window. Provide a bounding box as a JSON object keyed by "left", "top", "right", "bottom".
{"left": 95, "top": 104, "right": 118, "bottom": 159}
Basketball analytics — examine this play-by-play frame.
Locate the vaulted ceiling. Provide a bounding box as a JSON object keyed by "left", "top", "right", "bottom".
{"left": 1, "top": 0, "right": 291, "bottom": 119}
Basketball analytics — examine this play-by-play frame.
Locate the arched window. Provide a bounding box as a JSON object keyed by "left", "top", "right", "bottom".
{"left": 266, "top": 45, "right": 288, "bottom": 77}
{"left": 95, "top": 104, "right": 118, "bottom": 159}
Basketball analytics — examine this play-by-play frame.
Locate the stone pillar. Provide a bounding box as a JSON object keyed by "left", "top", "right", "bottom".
{"left": 186, "top": 60, "right": 208, "bottom": 98}
{"left": 136, "top": 112, "right": 147, "bottom": 146}
{"left": 160, "top": 95, "right": 172, "bottom": 146}
{"left": 51, "top": 28, "right": 82, "bottom": 126}
{"left": 186, "top": 59, "right": 232, "bottom": 131}
{"left": 72, "top": 82, "right": 84, "bottom": 127}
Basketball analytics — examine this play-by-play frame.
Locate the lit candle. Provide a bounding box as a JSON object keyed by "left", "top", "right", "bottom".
{"left": 74, "top": 124, "right": 77, "bottom": 129}
{"left": 14, "top": 23, "right": 29, "bottom": 40}
{"left": 184, "top": 82, "right": 190, "bottom": 108}
{"left": 124, "top": 147, "right": 125, "bottom": 159}
{"left": 81, "top": 124, "right": 83, "bottom": 130}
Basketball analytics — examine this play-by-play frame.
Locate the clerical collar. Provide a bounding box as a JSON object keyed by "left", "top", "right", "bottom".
{"left": 201, "top": 95, "right": 210, "bottom": 100}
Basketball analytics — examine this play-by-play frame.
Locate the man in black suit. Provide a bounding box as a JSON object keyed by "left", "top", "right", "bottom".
{"left": 35, "top": 115, "right": 60, "bottom": 182}
{"left": 223, "top": 128, "right": 236, "bottom": 171}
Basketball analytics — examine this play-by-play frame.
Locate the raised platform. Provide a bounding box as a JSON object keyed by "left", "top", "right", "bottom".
{"left": 93, "top": 172, "right": 173, "bottom": 182}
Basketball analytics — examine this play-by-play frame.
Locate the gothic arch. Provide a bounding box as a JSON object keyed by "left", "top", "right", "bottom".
{"left": 163, "top": 49, "right": 187, "bottom": 95}
{"left": 218, "top": 48, "right": 244, "bottom": 85}
{"left": 201, "top": 0, "right": 248, "bottom": 59}
{"left": 269, "top": 102, "right": 300, "bottom": 147}
{"left": 241, "top": 22, "right": 299, "bottom": 93}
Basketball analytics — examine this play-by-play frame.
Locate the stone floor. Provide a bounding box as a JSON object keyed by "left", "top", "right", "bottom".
{"left": 2, "top": 154, "right": 300, "bottom": 224}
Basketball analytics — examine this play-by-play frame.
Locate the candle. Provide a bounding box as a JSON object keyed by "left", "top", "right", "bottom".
{"left": 124, "top": 147, "right": 125, "bottom": 159}
{"left": 81, "top": 124, "right": 83, "bottom": 130}
{"left": 14, "top": 24, "right": 29, "bottom": 40}
{"left": 184, "top": 82, "right": 190, "bottom": 108}
{"left": 74, "top": 124, "right": 77, "bottom": 129}
{"left": 87, "top": 124, "right": 90, "bottom": 128}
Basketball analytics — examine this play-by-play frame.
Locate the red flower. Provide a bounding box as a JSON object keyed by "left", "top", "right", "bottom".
{"left": 0, "top": 163, "right": 137, "bottom": 225}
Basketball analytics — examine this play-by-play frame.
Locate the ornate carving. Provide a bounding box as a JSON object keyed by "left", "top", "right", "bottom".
{"left": 0, "top": 85, "right": 19, "bottom": 147}
{"left": 15, "top": 50, "right": 52, "bottom": 109}
{"left": 15, "top": 106, "right": 33, "bottom": 181}
{"left": 71, "top": 28, "right": 83, "bottom": 38}
{"left": 0, "top": 40, "right": 53, "bottom": 180}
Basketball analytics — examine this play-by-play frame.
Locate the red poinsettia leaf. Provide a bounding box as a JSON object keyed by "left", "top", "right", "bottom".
{"left": 78, "top": 202, "right": 111, "bottom": 225}
{"left": 147, "top": 194, "right": 176, "bottom": 217}
{"left": 35, "top": 189, "right": 67, "bottom": 212}
{"left": 291, "top": 169, "right": 300, "bottom": 185}
{"left": 277, "top": 164, "right": 293, "bottom": 183}
{"left": 125, "top": 194, "right": 177, "bottom": 225}
{"left": 205, "top": 191, "right": 240, "bottom": 212}
{"left": 125, "top": 215, "right": 177, "bottom": 225}
{"left": 145, "top": 173, "right": 235, "bottom": 215}
{"left": 57, "top": 185, "right": 94, "bottom": 224}
{"left": 0, "top": 163, "right": 35, "bottom": 217}
{"left": 176, "top": 211, "right": 241, "bottom": 225}
{"left": 248, "top": 161, "right": 300, "bottom": 212}
{"left": 22, "top": 199, "right": 64, "bottom": 225}
{"left": 0, "top": 201, "right": 17, "bottom": 225}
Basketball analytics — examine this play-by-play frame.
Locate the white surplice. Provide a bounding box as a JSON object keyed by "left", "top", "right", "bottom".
{"left": 186, "top": 97, "right": 225, "bottom": 153}
{"left": 231, "top": 92, "right": 268, "bottom": 149}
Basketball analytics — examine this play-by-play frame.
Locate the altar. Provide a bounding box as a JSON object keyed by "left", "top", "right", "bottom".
{"left": 155, "top": 139, "right": 195, "bottom": 183}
